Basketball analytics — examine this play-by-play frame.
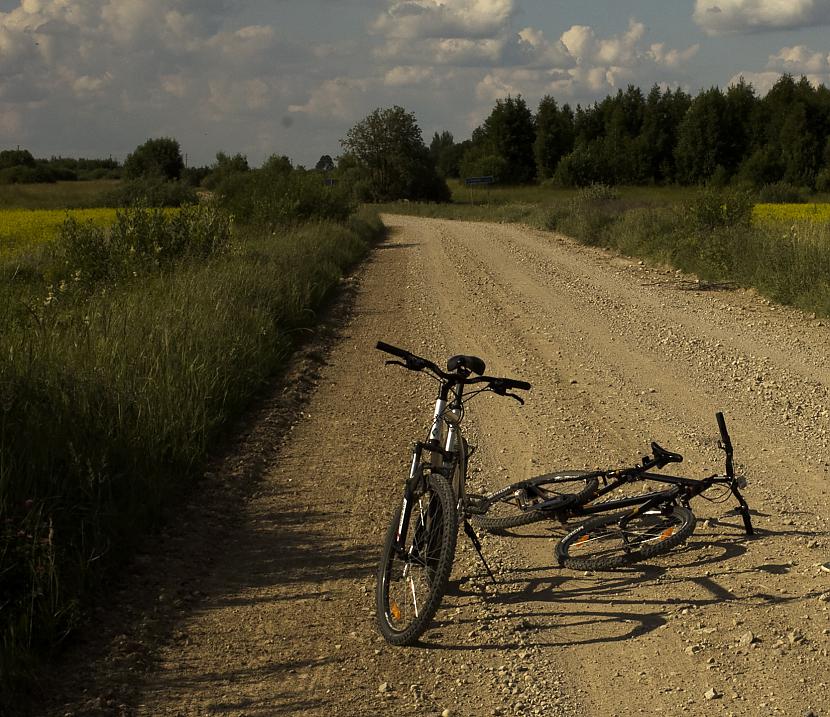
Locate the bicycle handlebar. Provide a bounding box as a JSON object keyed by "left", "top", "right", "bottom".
{"left": 376, "top": 341, "right": 531, "bottom": 392}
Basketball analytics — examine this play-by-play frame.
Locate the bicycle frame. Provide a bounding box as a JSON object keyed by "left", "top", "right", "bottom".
{"left": 393, "top": 379, "right": 467, "bottom": 556}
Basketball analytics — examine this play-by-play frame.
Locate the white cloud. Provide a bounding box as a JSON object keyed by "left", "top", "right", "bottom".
{"left": 384, "top": 65, "right": 436, "bottom": 86}
{"left": 648, "top": 43, "right": 701, "bottom": 69}
{"left": 372, "top": 0, "right": 516, "bottom": 40}
{"left": 728, "top": 42, "right": 830, "bottom": 96}
{"left": 693, "top": 0, "right": 830, "bottom": 35}
{"left": 288, "top": 78, "right": 371, "bottom": 120}
{"left": 768, "top": 45, "right": 830, "bottom": 73}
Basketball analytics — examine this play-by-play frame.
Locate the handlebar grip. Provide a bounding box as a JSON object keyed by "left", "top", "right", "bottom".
{"left": 716, "top": 411, "right": 732, "bottom": 451}
{"left": 376, "top": 341, "right": 411, "bottom": 360}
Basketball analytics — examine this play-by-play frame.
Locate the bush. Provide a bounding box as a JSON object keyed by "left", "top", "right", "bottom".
{"left": 217, "top": 169, "right": 355, "bottom": 227}
{"left": 682, "top": 187, "right": 755, "bottom": 232}
{"left": 51, "top": 204, "right": 232, "bottom": 288}
{"left": 101, "top": 178, "right": 197, "bottom": 208}
{"left": 813, "top": 169, "right": 830, "bottom": 194}
{"left": 757, "top": 181, "right": 808, "bottom": 204}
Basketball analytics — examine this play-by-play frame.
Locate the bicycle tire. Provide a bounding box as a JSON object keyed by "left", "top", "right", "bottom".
{"left": 472, "top": 470, "right": 600, "bottom": 532}
{"left": 376, "top": 473, "right": 458, "bottom": 646}
{"left": 555, "top": 504, "right": 696, "bottom": 570}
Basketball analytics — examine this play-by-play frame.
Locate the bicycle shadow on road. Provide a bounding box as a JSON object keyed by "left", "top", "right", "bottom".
{"left": 422, "top": 530, "right": 766, "bottom": 652}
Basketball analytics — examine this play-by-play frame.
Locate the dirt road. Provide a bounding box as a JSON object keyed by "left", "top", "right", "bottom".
{"left": 38, "top": 215, "right": 829, "bottom": 717}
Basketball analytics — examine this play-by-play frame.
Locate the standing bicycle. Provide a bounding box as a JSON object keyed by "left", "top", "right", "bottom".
{"left": 374, "top": 342, "right": 597, "bottom": 645}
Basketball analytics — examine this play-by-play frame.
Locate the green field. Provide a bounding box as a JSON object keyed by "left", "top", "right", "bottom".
{"left": 0, "top": 179, "right": 119, "bottom": 210}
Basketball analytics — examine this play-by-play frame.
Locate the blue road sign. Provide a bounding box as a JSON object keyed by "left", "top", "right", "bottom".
{"left": 464, "top": 176, "right": 495, "bottom": 186}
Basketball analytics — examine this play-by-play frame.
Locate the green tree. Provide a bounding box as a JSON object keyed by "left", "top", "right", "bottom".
{"left": 674, "top": 87, "right": 729, "bottom": 184}
{"left": 261, "top": 154, "right": 293, "bottom": 175}
{"left": 201, "top": 152, "right": 249, "bottom": 190}
{"left": 780, "top": 103, "right": 820, "bottom": 186}
{"left": 341, "top": 106, "right": 449, "bottom": 201}
{"left": 534, "top": 97, "right": 574, "bottom": 179}
{"left": 0, "top": 148, "right": 36, "bottom": 169}
{"left": 123, "top": 137, "right": 184, "bottom": 181}
{"left": 315, "top": 155, "right": 335, "bottom": 172}
{"left": 473, "top": 96, "right": 536, "bottom": 184}
{"left": 429, "top": 131, "right": 464, "bottom": 178}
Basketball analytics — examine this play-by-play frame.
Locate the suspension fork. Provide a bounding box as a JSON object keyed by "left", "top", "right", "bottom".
{"left": 731, "top": 482, "right": 754, "bottom": 535}
{"left": 393, "top": 445, "right": 422, "bottom": 557}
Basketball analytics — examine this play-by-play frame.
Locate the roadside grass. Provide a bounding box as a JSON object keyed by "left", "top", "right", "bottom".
{"left": 379, "top": 184, "right": 830, "bottom": 318}
{"left": 0, "top": 203, "right": 384, "bottom": 700}
{"left": 0, "top": 180, "right": 120, "bottom": 210}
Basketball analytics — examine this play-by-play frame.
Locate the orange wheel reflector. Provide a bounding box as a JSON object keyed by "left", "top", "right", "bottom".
{"left": 575, "top": 534, "right": 590, "bottom": 545}
{"left": 390, "top": 599, "right": 401, "bottom": 621}
{"left": 659, "top": 527, "right": 675, "bottom": 540}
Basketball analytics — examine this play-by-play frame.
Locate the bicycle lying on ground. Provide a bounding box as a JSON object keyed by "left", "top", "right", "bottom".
{"left": 477, "top": 414, "right": 754, "bottom": 570}
{"left": 374, "top": 342, "right": 754, "bottom": 645}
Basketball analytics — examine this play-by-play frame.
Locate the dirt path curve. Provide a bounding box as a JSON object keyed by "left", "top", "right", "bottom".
{"left": 36, "top": 215, "right": 829, "bottom": 717}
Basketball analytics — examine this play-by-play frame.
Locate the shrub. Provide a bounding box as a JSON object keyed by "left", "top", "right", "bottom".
{"left": 682, "top": 187, "right": 755, "bottom": 232}
{"left": 101, "top": 178, "right": 197, "bottom": 208}
{"left": 814, "top": 169, "right": 830, "bottom": 194}
{"left": 51, "top": 204, "right": 232, "bottom": 288}
{"left": 757, "top": 181, "right": 808, "bottom": 204}
{"left": 217, "top": 169, "right": 355, "bottom": 227}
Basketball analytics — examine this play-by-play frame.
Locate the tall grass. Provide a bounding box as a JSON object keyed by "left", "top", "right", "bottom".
{"left": 0, "top": 180, "right": 120, "bottom": 210}
{"left": 0, "top": 205, "right": 384, "bottom": 698}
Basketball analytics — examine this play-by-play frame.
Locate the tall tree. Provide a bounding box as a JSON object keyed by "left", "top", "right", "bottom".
{"left": 123, "top": 138, "right": 184, "bottom": 181}
{"left": 315, "top": 155, "right": 335, "bottom": 172}
{"left": 341, "top": 106, "right": 449, "bottom": 201}
{"left": 674, "top": 87, "right": 728, "bottom": 184}
{"left": 534, "top": 97, "right": 574, "bottom": 180}
{"left": 472, "top": 96, "right": 537, "bottom": 184}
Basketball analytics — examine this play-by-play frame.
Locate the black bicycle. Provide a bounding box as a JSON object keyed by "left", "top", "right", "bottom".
{"left": 481, "top": 413, "right": 755, "bottom": 570}
{"left": 374, "top": 342, "right": 597, "bottom": 645}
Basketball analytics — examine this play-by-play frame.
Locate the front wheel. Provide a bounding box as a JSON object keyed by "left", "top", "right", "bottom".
{"left": 555, "top": 504, "right": 696, "bottom": 570}
{"left": 472, "top": 470, "right": 600, "bottom": 533}
{"left": 376, "top": 473, "right": 458, "bottom": 646}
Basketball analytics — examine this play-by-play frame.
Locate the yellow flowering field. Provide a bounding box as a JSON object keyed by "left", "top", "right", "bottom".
{"left": 0, "top": 208, "right": 117, "bottom": 261}
{"left": 753, "top": 203, "right": 830, "bottom": 224}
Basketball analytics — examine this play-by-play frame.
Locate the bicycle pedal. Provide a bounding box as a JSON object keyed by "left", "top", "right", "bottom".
{"left": 466, "top": 494, "right": 489, "bottom": 515}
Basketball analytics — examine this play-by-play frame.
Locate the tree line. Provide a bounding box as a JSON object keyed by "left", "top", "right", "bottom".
{"left": 6, "top": 73, "right": 830, "bottom": 204}
{"left": 425, "top": 74, "right": 830, "bottom": 193}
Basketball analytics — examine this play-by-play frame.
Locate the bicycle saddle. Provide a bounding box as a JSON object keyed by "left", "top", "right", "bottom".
{"left": 447, "top": 354, "right": 486, "bottom": 376}
{"left": 651, "top": 442, "right": 683, "bottom": 465}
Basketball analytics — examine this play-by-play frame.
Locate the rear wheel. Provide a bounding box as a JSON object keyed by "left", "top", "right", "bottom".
{"left": 555, "top": 504, "right": 696, "bottom": 570}
{"left": 376, "top": 473, "right": 458, "bottom": 645}
{"left": 472, "top": 471, "right": 599, "bottom": 532}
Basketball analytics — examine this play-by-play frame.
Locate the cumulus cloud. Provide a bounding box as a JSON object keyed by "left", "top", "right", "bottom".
{"left": 0, "top": 0, "right": 317, "bottom": 161}
{"left": 729, "top": 43, "right": 830, "bottom": 94}
{"left": 288, "top": 78, "right": 372, "bottom": 120}
{"left": 372, "top": 0, "right": 516, "bottom": 40}
{"left": 693, "top": 0, "right": 830, "bottom": 35}
{"left": 470, "top": 19, "right": 698, "bottom": 105}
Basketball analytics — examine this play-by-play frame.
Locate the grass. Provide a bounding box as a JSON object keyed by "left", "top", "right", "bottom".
{"left": 0, "top": 198, "right": 384, "bottom": 702}
{"left": 0, "top": 180, "right": 119, "bottom": 210}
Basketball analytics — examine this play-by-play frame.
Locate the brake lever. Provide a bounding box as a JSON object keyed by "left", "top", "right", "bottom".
{"left": 385, "top": 360, "right": 408, "bottom": 368}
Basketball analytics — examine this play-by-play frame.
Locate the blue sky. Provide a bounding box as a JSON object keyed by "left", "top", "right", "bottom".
{"left": 2, "top": 1, "right": 830, "bottom": 167}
